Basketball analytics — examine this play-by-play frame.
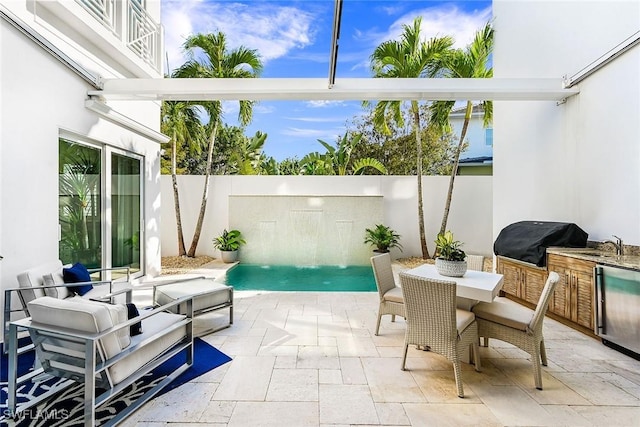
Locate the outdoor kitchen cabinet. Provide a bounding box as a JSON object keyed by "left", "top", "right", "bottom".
{"left": 546, "top": 254, "right": 596, "bottom": 331}
{"left": 496, "top": 256, "right": 547, "bottom": 306}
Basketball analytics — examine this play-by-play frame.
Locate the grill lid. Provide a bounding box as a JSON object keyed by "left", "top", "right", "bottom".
{"left": 493, "top": 221, "right": 588, "bottom": 266}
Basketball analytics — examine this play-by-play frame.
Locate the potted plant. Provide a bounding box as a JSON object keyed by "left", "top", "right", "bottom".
{"left": 364, "top": 224, "right": 403, "bottom": 253}
{"left": 213, "top": 229, "right": 246, "bottom": 263}
{"left": 434, "top": 231, "right": 467, "bottom": 277}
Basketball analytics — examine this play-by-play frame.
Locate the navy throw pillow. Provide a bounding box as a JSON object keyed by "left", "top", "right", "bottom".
{"left": 62, "top": 262, "right": 94, "bottom": 296}
{"left": 126, "top": 303, "right": 143, "bottom": 336}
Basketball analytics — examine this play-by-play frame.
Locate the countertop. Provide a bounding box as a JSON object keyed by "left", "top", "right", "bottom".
{"left": 547, "top": 247, "right": 640, "bottom": 271}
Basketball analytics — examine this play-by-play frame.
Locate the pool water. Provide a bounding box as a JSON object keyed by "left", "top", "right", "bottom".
{"left": 224, "top": 264, "right": 377, "bottom": 292}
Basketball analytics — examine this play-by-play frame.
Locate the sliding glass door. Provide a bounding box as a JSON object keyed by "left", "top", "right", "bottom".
{"left": 58, "top": 139, "right": 102, "bottom": 268}
{"left": 59, "top": 138, "right": 144, "bottom": 277}
{"left": 111, "top": 152, "right": 142, "bottom": 275}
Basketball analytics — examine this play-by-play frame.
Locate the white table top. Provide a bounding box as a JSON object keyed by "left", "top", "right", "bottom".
{"left": 404, "top": 264, "right": 504, "bottom": 303}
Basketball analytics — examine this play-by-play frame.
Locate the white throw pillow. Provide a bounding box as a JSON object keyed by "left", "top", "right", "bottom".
{"left": 42, "top": 271, "right": 71, "bottom": 299}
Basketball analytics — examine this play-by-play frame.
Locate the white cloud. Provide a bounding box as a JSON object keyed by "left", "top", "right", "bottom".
{"left": 286, "top": 116, "right": 345, "bottom": 123}
{"left": 376, "top": 5, "right": 405, "bottom": 17}
{"left": 281, "top": 127, "right": 329, "bottom": 137}
{"left": 254, "top": 104, "right": 275, "bottom": 115}
{"left": 384, "top": 5, "right": 492, "bottom": 49}
{"left": 305, "top": 100, "right": 347, "bottom": 108}
{"left": 281, "top": 127, "right": 342, "bottom": 140}
{"left": 353, "top": 4, "right": 491, "bottom": 51}
{"left": 162, "top": 0, "right": 317, "bottom": 73}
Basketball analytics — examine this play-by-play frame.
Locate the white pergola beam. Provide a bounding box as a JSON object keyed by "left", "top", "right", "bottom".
{"left": 88, "top": 77, "right": 579, "bottom": 102}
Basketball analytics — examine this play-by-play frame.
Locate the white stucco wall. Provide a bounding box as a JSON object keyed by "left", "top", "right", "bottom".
{"left": 493, "top": 0, "right": 640, "bottom": 245}
{"left": 0, "top": 9, "right": 163, "bottom": 338}
{"left": 161, "top": 175, "right": 494, "bottom": 264}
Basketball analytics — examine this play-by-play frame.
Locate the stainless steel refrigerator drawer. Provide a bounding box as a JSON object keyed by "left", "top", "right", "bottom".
{"left": 595, "top": 265, "right": 640, "bottom": 357}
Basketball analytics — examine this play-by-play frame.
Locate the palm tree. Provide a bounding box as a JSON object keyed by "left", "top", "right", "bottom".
{"left": 369, "top": 17, "right": 453, "bottom": 259}
{"left": 430, "top": 22, "right": 493, "bottom": 240}
{"left": 174, "top": 32, "right": 263, "bottom": 257}
{"left": 161, "top": 100, "right": 205, "bottom": 256}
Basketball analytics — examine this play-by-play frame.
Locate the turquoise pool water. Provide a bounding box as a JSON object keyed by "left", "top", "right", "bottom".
{"left": 224, "top": 264, "right": 376, "bottom": 292}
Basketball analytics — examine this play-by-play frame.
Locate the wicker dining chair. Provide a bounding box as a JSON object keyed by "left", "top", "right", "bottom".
{"left": 399, "top": 272, "right": 481, "bottom": 398}
{"left": 472, "top": 272, "right": 560, "bottom": 390}
{"left": 466, "top": 254, "right": 485, "bottom": 271}
{"left": 370, "top": 253, "right": 405, "bottom": 336}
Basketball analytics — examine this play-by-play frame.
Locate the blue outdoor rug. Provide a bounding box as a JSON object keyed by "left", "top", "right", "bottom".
{"left": 1, "top": 337, "right": 231, "bottom": 426}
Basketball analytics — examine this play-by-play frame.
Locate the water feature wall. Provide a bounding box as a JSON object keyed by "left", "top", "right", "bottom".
{"left": 229, "top": 195, "right": 383, "bottom": 266}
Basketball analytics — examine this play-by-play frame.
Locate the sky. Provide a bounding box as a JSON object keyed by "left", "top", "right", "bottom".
{"left": 162, "top": 0, "right": 492, "bottom": 161}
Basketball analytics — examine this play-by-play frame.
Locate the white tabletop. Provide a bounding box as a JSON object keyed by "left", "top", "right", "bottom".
{"left": 404, "top": 264, "right": 504, "bottom": 303}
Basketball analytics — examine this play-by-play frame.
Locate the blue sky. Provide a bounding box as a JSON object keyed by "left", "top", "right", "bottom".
{"left": 162, "top": 0, "right": 492, "bottom": 160}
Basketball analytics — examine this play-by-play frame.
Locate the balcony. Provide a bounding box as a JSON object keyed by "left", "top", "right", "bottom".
{"left": 36, "top": 0, "right": 162, "bottom": 76}
{"left": 79, "top": 0, "right": 160, "bottom": 73}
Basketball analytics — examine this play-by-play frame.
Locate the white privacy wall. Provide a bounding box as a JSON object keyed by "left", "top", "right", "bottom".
{"left": 493, "top": 0, "right": 640, "bottom": 245}
{"left": 160, "top": 175, "right": 493, "bottom": 264}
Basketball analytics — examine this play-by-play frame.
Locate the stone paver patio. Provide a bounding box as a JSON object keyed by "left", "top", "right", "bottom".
{"left": 122, "top": 265, "right": 640, "bottom": 426}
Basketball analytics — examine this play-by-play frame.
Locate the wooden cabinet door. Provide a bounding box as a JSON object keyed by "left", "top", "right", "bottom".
{"left": 546, "top": 254, "right": 595, "bottom": 328}
{"left": 546, "top": 261, "right": 568, "bottom": 317}
{"left": 522, "top": 268, "right": 547, "bottom": 306}
{"left": 571, "top": 268, "right": 595, "bottom": 329}
{"left": 497, "top": 258, "right": 521, "bottom": 297}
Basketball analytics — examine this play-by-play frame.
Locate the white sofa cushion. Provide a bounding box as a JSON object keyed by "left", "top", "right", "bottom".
{"left": 109, "top": 311, "right": 187, "bottom": 384}
{"left": 68, "top": 296, "right": 131, "bottom": 349}
{"left": 28, "top": 296, "right": 123, "bottom": 361}
{"left": 17, "top": 260, "right": 65, "bottom": 303}
{"left": 154, "top": 279, "right": 232, "bottom": 314}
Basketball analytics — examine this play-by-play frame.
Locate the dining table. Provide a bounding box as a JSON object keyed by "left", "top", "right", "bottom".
{"left": 405, "top": 263, "right": 504, "bottom": 310}
{"left": 404, "top": 263, "right": 504, "bottom": 363}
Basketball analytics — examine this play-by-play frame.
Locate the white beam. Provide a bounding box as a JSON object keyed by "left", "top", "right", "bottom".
{"left": 85, "top": 100, "right": 170, "bottom": 143}
{"left": 88, "top": 77, "right": 579, "bottom": 102}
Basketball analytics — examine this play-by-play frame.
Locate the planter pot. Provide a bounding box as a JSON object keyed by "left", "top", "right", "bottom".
{"left": 435, "top": 258, "right": 467, "bottom": 277}
{"left": 220, "top": 250, "right": 239, "bottom": 263}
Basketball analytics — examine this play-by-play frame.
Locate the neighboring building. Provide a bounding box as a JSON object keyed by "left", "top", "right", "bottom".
{"left": 457, "top": 156, "right": 493, "bottom": 176}
{"left": 449, "top": 104, "right": 493, "bottom": 175}
{"left": 0, "top": 0, "right": 166, "bottom": 332}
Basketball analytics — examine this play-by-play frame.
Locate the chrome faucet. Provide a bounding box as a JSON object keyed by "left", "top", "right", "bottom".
{"left": 604, "top": 235, "right": 623, "bottom": 256}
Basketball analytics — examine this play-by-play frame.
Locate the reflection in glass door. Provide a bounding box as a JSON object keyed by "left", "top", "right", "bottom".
{"left": 112, "top": 153, "right": 142, "bottom": 275}
{"left": 58, "top": 139, "right": 102, "bottom": 268}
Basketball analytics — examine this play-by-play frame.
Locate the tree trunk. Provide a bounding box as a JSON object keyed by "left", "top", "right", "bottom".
{"left": 438, "top": 101, "right": 472, "bottom": 239}
{"left": 413, "top": 101, "right": 430, "bottom": 259}
{"left": 187, "top": 121, "right": 219, "bottom": 257}
{"left": 171, "top": 134, "right": 187, "bottom": 256}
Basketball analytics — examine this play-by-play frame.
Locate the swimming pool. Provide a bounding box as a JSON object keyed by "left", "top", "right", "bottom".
{"left": 224, "top": 264, "right": 377, "bottom": 292}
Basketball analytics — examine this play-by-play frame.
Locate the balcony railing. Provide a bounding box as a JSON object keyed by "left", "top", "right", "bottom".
{"left": 78, "top": 0, "right": 116, "bottom": 34}
{"left": 75, "top": 0, "right": 161, "bottom": 73}
{"left": 126, "top": 0, "right": 160, "bottom": 71}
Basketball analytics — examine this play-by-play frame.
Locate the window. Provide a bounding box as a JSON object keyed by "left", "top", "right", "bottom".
{"left": 59, "top": 138, "right": 143, "bottom": 277}
{"left": 485, "top": 128, "right": 493, "bottom": 146}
